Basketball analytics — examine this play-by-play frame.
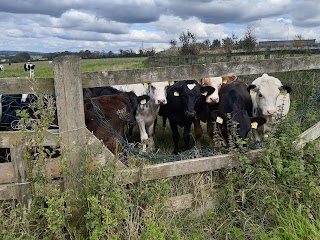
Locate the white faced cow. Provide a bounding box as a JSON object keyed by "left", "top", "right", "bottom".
{"left": 247, "top": 73, "right": 292, "bottom": 142}
{"left": 113, "top": 81, "right": 171, "bottom": 152}
{"left": 0, "top": 65, "right": 4, "bottom": 73}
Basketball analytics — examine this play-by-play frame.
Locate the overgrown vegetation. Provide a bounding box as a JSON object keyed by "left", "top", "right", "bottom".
{"left": 0, "top": 70, "right": 319, "bottom": 239}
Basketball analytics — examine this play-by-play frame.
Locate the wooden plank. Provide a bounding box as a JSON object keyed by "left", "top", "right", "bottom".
{"left": 116, "top": 149, "right": 262, "bottom": 184}
{"left": 85, "top": 129, "right": 126, "bottom": 170}
{"left": 0, "top": 77, "right": 54, "bottom": 94}
{"left": 0, "top": 129, "right": 59, "bottom": 148}
{"left": 296, "top": 121, "right": 320, "bottom": 149}
{"left": 53, "top": 55, "right": 87, "bottom": 225}
{"left": 81, "top": 55, "right": 320, "bottom": 87}
{"left": 0, "top": 183, "right": 18, "bottom": 200}
{"left": 53, "top": 55, "right": 87, "bottom": 191}
{"left": 11, "top": 141, "right": 32, "bottom": 210}
{"left": 0, "top": 162, "right": 16, "bottom": 184}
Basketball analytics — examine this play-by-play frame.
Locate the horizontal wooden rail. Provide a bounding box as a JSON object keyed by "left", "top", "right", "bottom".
{"left": 1, "top": 55, "right": 320, "bottom": 93}
{"left": 296, "top": 121, "right": 320, "bottom": 149}
{"left": 0, "top": 77, "right": 54, "bottom": 94}
{"left": 81, "top": 55, "right": 320, "bottom": 87}
{"left": 116, "top": 149, "right": 262, "bottom": 184}
{"left": 0, "top": 129, "right": 59, "bottom": 148}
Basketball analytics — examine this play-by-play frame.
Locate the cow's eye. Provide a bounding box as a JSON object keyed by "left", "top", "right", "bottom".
{"left": 259, "top": 93, "right": 263, "bottom": 98}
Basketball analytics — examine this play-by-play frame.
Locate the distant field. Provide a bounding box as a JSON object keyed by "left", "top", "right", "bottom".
{"left": 0, "top": 57, "right": 148, "bottom": 78}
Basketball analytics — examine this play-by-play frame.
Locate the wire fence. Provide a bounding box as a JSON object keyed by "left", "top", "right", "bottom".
{"left": 85, "top": 69, "right": 320, "bottom": 163}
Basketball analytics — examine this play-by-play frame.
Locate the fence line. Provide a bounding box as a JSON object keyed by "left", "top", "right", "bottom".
{"left": 0, "top": 55, "right": 319, "bottom": 210}
{"left": 1, "top": 55, "right": 320, "bottom": 94}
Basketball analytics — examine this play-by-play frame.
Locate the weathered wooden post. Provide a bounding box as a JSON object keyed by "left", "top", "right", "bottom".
{"left": 11, "top": 141, "right": 31, "bottom": 213}
{"left": 53, "top": 55, "right": 86, "bottom": 223}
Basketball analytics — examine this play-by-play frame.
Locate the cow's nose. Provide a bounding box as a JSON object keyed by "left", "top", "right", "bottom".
{"left": 210, "top": 97, "right": 219, "bottom": 103}
{"left": 266, "top": 109, "right": 276, "bottom": 115}
{"left": 186, "top": 111, "right": 196, "bottom": 117}
{"left": 157, "top": 99, "right": 166, "bottom": 105}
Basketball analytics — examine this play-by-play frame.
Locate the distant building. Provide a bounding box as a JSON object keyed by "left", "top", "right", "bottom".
{"left": 258, "top": 39, "right": 317, "bottom": 48}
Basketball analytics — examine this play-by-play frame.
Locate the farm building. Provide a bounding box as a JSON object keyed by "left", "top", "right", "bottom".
{"left": 258, "top": 39, "right": 318, "bottom": 48}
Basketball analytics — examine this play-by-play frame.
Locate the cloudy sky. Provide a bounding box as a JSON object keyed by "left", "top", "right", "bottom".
{"left": 0, "top": 0, "right": 319, "bottom": 53}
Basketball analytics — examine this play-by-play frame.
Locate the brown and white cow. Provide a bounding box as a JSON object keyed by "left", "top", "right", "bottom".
{"left": 199, "top": 75, "right": 238, "bottom": 104}
{"left": 247, "top": 73, "right": 292, "bottom": 143}
{"left": 84, "top": 93, "right": 149, "bottom": 154}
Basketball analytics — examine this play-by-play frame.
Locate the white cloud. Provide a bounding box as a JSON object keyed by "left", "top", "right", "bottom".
{"left": 0, "top": 0, "right": 319, "bottom": 53}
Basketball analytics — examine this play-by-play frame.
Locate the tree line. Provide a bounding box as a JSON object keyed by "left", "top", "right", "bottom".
{"left": 168, "top": 27, "right": 258, "bottom": 56}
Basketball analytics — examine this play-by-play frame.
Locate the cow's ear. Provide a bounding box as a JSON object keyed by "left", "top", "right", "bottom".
{"left": 137, "top": 95, "right": 150, "bottom": 105}
{"left": 222, "top": 75, "right": 237, "bottom": 84}
{"left": 211, "top": 110, "right": 226, "bottom": 124}
{"left": 247, "top": 85, "right": 257, "bottom": 95}
{"left": 143, "top": 83, "right": 149, "bottom": 89}
{"left": 279, "top": 85, "right": 292, "bottom": 95}
{"left": 169, "top": 81, "right": 175, "bottom": 86}
{"left": 250, "top": 117, "right": 266, "bottom": 129}
{"left": 201, "top": 86, "right": 215, "bottom": 96}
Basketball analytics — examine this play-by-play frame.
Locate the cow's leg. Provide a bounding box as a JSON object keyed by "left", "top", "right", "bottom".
{"left": 136, "top": 114, "right": 148, "bottom": 152}
{"left": 169, "top": 120, "right": 180, "bottom": 154}
{"left": 194, "top": 119, "right": 203, "bottom": 149}
{"left": 146, "top": 122, "right": 156, "bottom": 152}
{"left": 252, "top": 128, "right": 261, "bottom": 146}
{"left": 162, "top": 116, "right": 167, "bottom": 128}
{"left": 183, "top": 123, "right": 192, "bottom": 151}
{"left": 206, "top": 121, "right": 214, "bottom": 147}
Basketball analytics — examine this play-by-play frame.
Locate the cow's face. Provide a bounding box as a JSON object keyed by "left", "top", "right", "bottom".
{"left": 200, "top": 77, "right": 222, "bottom": 104}
{"left": 200, "top": 75, "right": 237, "bottom": 104}
{"left": 248, "top": 83, "right": 292, "bottom": 116}
{"left": 147, "top": 81, "right": 171, "bottom": 105}
{"left": 211, "top": 110, "right": 266, "bottom": 143}
{"left": 125, "top": 92, "right": 150, "bottom": 125}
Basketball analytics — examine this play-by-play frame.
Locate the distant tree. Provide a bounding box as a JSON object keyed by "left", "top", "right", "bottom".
{"left": 292, "top": 34, "right": 306, "bottom": 48}
{"left": 232, "top": 33, "right": 239, "bottom": 49}
{"left": 11, "top": 52, "right": 30, "bottom": 63}
{"left": 169, "top": 39, "right": 177, "bottom": 49}
{"left": 222, "top": 37, "right": 234, "bottom": 54}
{"left": 202, "top": 39, "right": 211, "bottom": 50}
{"left": 107, "top": 51, "right": 115, "bottom": 57}
{"left": 179, "top": 30, "right": 199, "bottom": 55}
{"left": 211, "top": 39, "right": 221, "bottom": 49}
{"left": 239, "top": 27, "right": 257, "bottom": 51}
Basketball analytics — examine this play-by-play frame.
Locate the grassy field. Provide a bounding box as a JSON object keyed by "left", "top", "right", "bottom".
{"left": 0, "top": 57, "right": 148, "bottom": 78}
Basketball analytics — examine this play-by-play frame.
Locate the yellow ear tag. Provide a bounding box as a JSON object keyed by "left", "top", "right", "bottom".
{"left": 143, "top": 83, "right": 148, "bottom": 88}
{"left": 169, "top": 81, "right": 174, "bottom": 86}
{"left": 174, "top": 91, "right": 179, "bottom": 97}
{"left": 251, "top": 122, "right": 258, "bottom": 129}
{"left": 216, "top": 116, "right": 223, "bottom": 124}
{"left": 250, "top": 89, "right": 255, "bottom": 95}
{"left": 140, "top": 99, "right": 147, "bottom": 105}
{"left": 280, "top": 89, "right": 287, "bottom": 95}
{"left": 202, "top": 91, "right": 208, "bottom": 96}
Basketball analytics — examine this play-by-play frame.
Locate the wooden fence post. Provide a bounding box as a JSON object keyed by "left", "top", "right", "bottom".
{"left": 53, "top": 55, "right": 86, "bottom": 211}
{"left": 11, "top": 141, "right": 31, "bottom": 212}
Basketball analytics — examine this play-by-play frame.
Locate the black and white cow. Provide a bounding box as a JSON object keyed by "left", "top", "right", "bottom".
{"left": 0, "top": 65, "right": 4, "bottom": 73}
{"left": 211, "top": 80, "right": 266, "bottom": 146}
{"left": 159, "top": 80, "right": 214, "bottom": 154}
{"left": 24, "top": 62, "right": 35, "bottom": 80}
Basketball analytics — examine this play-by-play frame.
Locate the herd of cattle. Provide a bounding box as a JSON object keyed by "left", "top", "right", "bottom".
{"left": 0, "top": 69, "right": 292, "bottom": 159}
{"left": 83, "top": 73, "right": 292, "bottom": 154}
